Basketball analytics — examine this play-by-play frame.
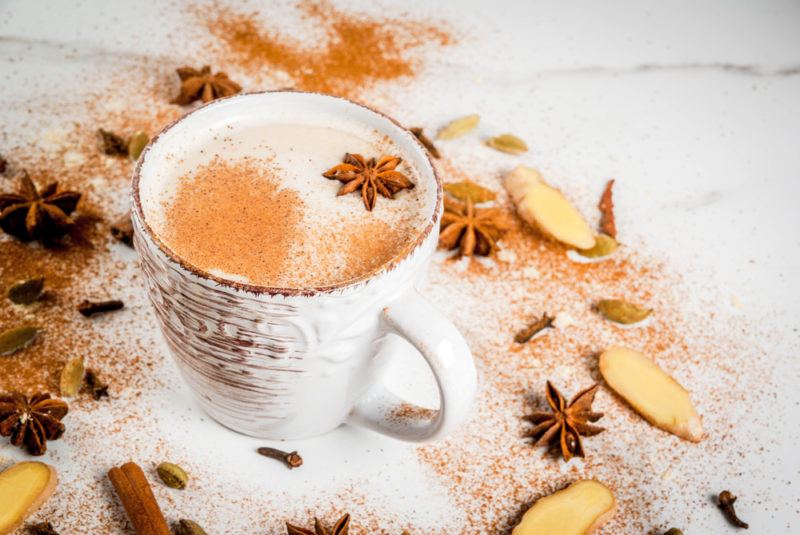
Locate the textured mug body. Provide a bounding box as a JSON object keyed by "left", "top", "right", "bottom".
{"left": 131, "top": 91, "right": 477, "bottom": 441}
{"left": 134, "top": 220, "right": 436, "bottom": 438}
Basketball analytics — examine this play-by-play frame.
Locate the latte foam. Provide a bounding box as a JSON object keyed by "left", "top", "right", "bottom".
{"left": 144, "top": 121, "right": 432, "bottom": 288}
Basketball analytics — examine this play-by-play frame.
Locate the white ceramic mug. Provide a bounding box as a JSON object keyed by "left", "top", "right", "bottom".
{"left": 130, "top": 91, "right": 477, "bottom": 442}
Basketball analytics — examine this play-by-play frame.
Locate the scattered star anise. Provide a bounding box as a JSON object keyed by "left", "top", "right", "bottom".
{"left": 0, "top": 392, "right": 69, "bottom": 456}
{"left": 322, "top": 153, "right": 414, "bottom": 211}
{"left": 524, "top": 381, "right": 604, "bottom": 461}
{"left": 171, "top": 66, "right": 242, "bottom": 106}
{"left": 286, "top": 513, "right": 350, "bottom": 535}
{"left": 438, "top": 196, "right": 512, "bottom": 256}
{"left": 0, "top": 170, "right": 82, "bottom": 244}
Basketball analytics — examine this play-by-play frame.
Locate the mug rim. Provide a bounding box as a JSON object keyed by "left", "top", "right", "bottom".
{"left": 130, "top": 90, "right": 442, "bottom": 297}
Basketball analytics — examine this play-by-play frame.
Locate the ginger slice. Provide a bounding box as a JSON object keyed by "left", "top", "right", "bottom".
{"left": 504, "top": 166, "right": 595, "bottom": 249}
{"left": 0, "top": 461, "right": 58, "bottom": 535}
{"left": 599, "top": 345, "right": 703, "bottom": 442}
{"left": 512, "top": 479, "right": 616, "bottom": 535}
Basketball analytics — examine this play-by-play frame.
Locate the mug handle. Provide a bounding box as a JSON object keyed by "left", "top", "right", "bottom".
{"left": 347, "top": 289, "right": 477, "bottom": 442}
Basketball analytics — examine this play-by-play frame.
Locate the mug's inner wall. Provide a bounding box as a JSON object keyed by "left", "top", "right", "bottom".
{"left": 136, "top": 92, "right": 438, "bottom": 290}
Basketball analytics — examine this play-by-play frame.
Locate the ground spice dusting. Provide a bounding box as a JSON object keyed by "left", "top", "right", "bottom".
{"left": 200, "top": 0, "right": 453, "bottom": 98}
{"left": 340, "top": 218, "right": 417, "bottom": 284}
{"left": 157, "top": 157, "right": 419, "bottom": 288}
{"left": 389, "top": 403, "right": 438, "bottom": 424}
{"left": 408, "top": 161, "right": 775, "bottom": 533}
{"left": 0, "top": 2, "right": 781, "bottom": 534}
{"left": 159, "top": 157, "right": 303, "bottom": 287}
{"left": 0, "top": 155, "right": 152, "bottom": 397}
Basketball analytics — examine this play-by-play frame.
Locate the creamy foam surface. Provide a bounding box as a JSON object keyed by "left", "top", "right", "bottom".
{"left": 145, "top": 121, "right": 431, "bottom": 288}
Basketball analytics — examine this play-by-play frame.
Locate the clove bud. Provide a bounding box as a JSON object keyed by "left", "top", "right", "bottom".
{"left": 718, "top": 490, "right": 749, "bottom": 529}
{"left": 78, "top": 299, "right": 124, "bottom": 317}
{"left": 257, "top": 446, "right": 303, "bottom": 469}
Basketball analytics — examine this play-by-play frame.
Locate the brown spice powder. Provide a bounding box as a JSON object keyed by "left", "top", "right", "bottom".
{"left": 159, "top": 157, "right": 303, "bottom": 287}
{"left": 200, "top": 0, "right": 453, "bottom": 99}
{"left": 157, "top": 157, "right": 418, "bottom": 288}
{"left": 409, "top": 161, "right": 773, "bottom": 533}
{"left": 0, "top": 68, "right": 183, "bottom": 398}
{"left": 0, "top": 7, "right": 779, "bottom": 533}
{"left": 341, "top": 218, "right": 417, "bottom": 285}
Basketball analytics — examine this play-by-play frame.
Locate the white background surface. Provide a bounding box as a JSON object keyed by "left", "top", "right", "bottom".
{"left": 1, "top": 0, "right": 799, "bottom": 533}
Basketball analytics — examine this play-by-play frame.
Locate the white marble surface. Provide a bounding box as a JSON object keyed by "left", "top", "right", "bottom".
{"left": 1, "top": 0, "right": 799, "bottom": 533}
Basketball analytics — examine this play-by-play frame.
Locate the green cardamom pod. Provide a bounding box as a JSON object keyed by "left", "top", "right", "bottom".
{"left": 597, "top": 299, "right": 652, "bottom": 324}
{"left": 437, "top": 114, "right": 480, "bottom": 140}
{"left": 127, "top": 131, "right": 150, "bottom": 161}
{"left": 0, "top": 326, "right": 40, "bottom": 356}
{"left": 173, "top": 519, "right": 208, "bottom": 535}
{"left": 664, "top": 529, "right": 684, "bottom": 535}
{"left": 59, "top": 356, "right": 85, "bottom": 397}
{"left": 444, "top": 180, "right": 497, "bottom": 204}
{"left": 156, "top": 462, "right": 188, "bottom": 489}
{"left": 485, "top": 133, "right": 528, "bottom": 154}
{"left": 7, "top": 276, "right": 45, "bottom": 304}
{"left": 578, "top": 234, "right": 619, "bottom": 258}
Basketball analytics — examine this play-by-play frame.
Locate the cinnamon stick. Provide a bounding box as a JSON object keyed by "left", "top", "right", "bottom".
{"left": 108, "top": 462, "right": 170, "bottom": 535}
{"left": 598, "top": 179, "right": 617, "bottom": 238}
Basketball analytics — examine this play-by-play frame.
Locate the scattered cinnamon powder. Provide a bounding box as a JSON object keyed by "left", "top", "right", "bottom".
{"left": 0, "top": 148, "right": 157, "bottom": 398}
{"left": 0, "top": 52, "right": 187, "bottom": 396}
{"left": 200, "top": 0, "right": 453, "bottom": 98}
{"left": 389, "top": 402, "right": 438, "bottom": 424}
{"left": 406, "top": 161, "right": 775, "bottom": 533}
{"left": 0, "top": 4, "right": 783, "bottom": 534}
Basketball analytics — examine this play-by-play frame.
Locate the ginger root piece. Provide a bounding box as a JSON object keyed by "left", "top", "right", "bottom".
{"left": 599, "top": 345, "right": 703, "bottom": 442}
{"left": 512, "top": 479, "right": 616, "bottom": 535}
{"left": 0, "top": 461, "right": 58, "bottom": 535}
{"left": 504, "top": 166, "right": 595, "bottom": 249}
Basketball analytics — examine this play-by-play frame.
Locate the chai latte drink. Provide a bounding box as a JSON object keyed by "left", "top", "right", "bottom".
{"left": 132, "top": 91, "right": 475, "bottom": 442}
{"left": 144, "top": 118, "right": 431, "bottom": 289}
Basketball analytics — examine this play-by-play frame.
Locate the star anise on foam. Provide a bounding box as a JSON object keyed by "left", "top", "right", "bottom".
{"left": 171, "top": 65, "right": 242, "bottom": 106}
{"left": 286, "top": 513, "right": 350, "bottom": 535}
{"left": 322, "top": 153, "right": 415, "bottom": 211}
{"left": 0, "top": 392, "right": 69, "bottom": 456}
{"left": 0, "top": 170, "right": 82, "bottom": 244}
{"left": 524, "top": 381, "right": 604, "bottom": 462}
{"left": 438, "top": 196, "right": 512, "bottom": 256}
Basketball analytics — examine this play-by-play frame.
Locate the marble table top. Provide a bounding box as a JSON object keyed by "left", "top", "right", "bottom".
{"left": 1, "top": 0, "right": 798, "bottom": 533}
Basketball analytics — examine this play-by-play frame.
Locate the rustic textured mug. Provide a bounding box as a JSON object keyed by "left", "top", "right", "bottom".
{"left": 130, "top": 91, "right": 477, "bottom": 441}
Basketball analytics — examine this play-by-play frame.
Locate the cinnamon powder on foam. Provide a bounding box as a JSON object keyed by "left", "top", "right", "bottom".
{"left": 160, "top": 157, "right": 416, "bottom": 288}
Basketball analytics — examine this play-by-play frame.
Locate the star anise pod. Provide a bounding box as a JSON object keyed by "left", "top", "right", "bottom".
{"left": 286, "top": 513, "right": 350, "bottom": 535}
{"left": 171, "top": 66, "right": 242, "bottom": 106}
{"left": 0, "top": 392, "right": 69, "bottom": 456}
{"left": 0, "top": 170, "right": 82, "bottom": 244}
{"left": 524, "top": 381, "right": 604, "bottom": 461}
{"left": 323, "top": 153, "right": 415, "bottom": 211}
{"left": 438, "top": 196, "right": 512, "bottom": 256}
